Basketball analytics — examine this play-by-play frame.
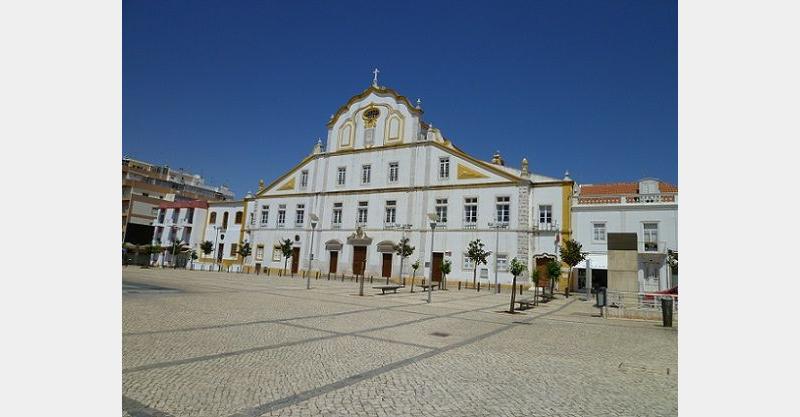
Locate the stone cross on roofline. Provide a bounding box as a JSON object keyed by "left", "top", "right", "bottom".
{"left": 372, "top": 68, "right": 380, "bottom": 87}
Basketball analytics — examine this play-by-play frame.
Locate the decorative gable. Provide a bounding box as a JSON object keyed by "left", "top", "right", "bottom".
{"left": 457, "top": 164, "right": 489, "bottom": 180}
{"left": 276, "top": 178, "right": 295, "bottom": 191}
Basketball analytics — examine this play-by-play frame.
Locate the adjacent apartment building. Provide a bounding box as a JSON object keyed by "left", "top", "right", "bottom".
{"left": 571, "top": 179, "right": 678, "bottom": 292}
{"left": 122, "top": 157, "right": 234, "bottom": 244}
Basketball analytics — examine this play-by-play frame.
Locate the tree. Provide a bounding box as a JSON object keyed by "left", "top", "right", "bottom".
{"left": 167, "top": 241, "right": 188, "bottom": 267}
{"left": 393, "top": 237, "right": 415, "bottom": 286}
{"left": 465, "top": 239, "right": 490, "bottom": 287}
{"left": 560, "top": 239, "right": 586, "bottom": 297}
{"left": 440, "top": 259, "right": 452, "bottom": 289}
{"left": 238, "top": 242, "right": 252, "bottom": 260}
{"left": 546, "top": 259, "right": 562, "bottom": 298}
{"left": 189, "top": 249, "right": 198, "bottom": 269}
{"left": 200, "top": 241, "right": 213, "bottom": 256}
{"left": 410, "top": 259, "right": 421, "bottom": 293}
{"left": 149, "top": 244, "right": 163, "bottom": 266}
{"left": 508, "top": 258, "right": 527, "bottom": 313}
{"left": 278, "top": 238, "right": 294, "bottom": 275}
{"left": 530, "top": 267, "right": 541, "bottom": 305}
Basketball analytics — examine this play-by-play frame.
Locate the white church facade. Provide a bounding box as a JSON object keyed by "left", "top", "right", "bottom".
{"left": 240, "top": 79, "right": 574, "bottom": 286}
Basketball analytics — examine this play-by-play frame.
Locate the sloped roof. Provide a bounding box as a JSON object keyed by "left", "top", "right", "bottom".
{"left": 579, "top": 181, "right": 677, "bottom": 195}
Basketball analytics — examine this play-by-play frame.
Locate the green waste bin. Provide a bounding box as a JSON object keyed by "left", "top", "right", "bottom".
{"left": 661, "top": 297, "right": 674, "bottom": 327}
{"left": 596, "top": 287, "right": 607, "bottom": 307}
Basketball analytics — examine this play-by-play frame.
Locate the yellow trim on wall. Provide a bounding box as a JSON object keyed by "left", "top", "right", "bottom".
{"left": 277, "top": 178, "right": 296, "bottom": 191}
{"left": 456, "top": 163, "right": 489, "bottom": 180}
{"left": 560, "top": 182, "right": 573, "bottom": 243}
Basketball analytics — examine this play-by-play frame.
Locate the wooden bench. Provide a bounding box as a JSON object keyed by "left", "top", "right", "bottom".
{"left": 372, "top": 285, "right": 402, "bottom": 294}
{"left": 515, "top": 297, "right": 536, "bottom": 310}
{"left": 420, "top": 284, "right": 438, "bottom": 292}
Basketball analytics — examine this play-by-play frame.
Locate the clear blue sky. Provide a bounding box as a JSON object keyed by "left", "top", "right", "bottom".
{"left": 123, "top": 0, "right": 677, "bottom": 197}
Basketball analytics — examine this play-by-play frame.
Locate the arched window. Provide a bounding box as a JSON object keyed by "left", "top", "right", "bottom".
{"left": 209, "top": 212, "right": 217, "bottom": 224}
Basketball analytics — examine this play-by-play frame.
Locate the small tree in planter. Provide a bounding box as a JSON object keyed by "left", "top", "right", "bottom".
{"left": 200, "top": 241, "right": 213, "bottom": 270}
{"left": 278, "top": 238, "right": 294, "bottom": 276}
{"left": 546, "top": 259, "right": 562, "bottom": 299}
{"left": 393, "top": 237, "right": 415, "bottom": 285}
{"left": 189, "top": 249, "right": 198, "bottom": 269}
{"left": 440, "top": 259, "right": 452, "bottom": 290}
{"left": 560, "top": 239, "right": 586, "bottom": 297}
{"left": 238, "top": 242, "right": 252, "bottom": 271}
{"left": 410, "top": 259, "right": 421, "bottom": 293}
{"left": 508, "top": 258, "right": 527, "bottom": 313}
{"left": 465, "top": 239, "right": 490, "bottom": 288}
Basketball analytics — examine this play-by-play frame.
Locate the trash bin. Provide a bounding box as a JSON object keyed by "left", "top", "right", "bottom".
{"left": 661, "top": 297, "right": 674, "bottom": 327}
{"left": 596, "top": 287, "right": 607, "bottom": 307}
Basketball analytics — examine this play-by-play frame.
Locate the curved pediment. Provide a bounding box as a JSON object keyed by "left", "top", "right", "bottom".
{"left": 327, "top": 85, "right": 422, "bottom": 129}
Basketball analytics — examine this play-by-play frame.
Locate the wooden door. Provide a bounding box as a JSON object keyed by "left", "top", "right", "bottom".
{"left": 352, "top": 246, "right": 366, "bottom": 275}
{"left": 291, "top": 247, "right": 300, "bottom": 273}
{"left": 382, "top": 253, "right": 392, "bottom": 278}
{"left": 329, "top": 251, "right": 338, "bottom": 274}
{"left": 431, "top": 252, "right": 443, "bottom": 283}
{"left": 536, "top": 258, "right": 550, "bottom": 288}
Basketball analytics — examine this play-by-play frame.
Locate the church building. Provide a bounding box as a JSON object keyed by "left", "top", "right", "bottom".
{"left": 239, "top": 74, "right": 574, "bottom": 286}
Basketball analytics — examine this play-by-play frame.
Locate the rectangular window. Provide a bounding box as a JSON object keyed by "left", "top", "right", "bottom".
{"left": 157, "top": 209, "right": 165, "bottom": 223}
{"left": 255, "top": 244, "right": 264, "bottom": 261}
{"left": 361, "top": 164, "right": 371, "bottom": 184}
{"left": 260, "top": 205, "right": 269, "bottom": 225}
{"left": 357, "top": 201, "right": 368, "bottom": 224}
{"left": 171, "top": 209, "right": 179, "bottom": 223}
{"left": 385, "top": 200, "right": 396, "bottom": 224}
{"left": 300, "top": 170, "right": 308, "bottom": 188}
{"left": 272, "top": 248, "right": 282, "bottom": 261}
{"left": 435, "top": 198, "right": 448, "bottom": 223}
{"left": 496, "top": 254, "right": 509, "bottom": 272}
{"left": 496, "top": 196, "right": 510, "bottom": 224}
{"left": 464, "top": 197, "right": 478, "bottom": 225}
{"left": 277, "top": 205, "right": 286, "bottom": 227}
{"left": 462, "top": 253, "right": 475, "bottom": 270}
{"left": 337, "top": 167, "right": 346, "bottom": 185}
{"left": 230, "top": 243, "right": 238, "bottom": 257}
{"left": 539, "top": 205, "right": 552, "bottom": 224}
{"left": 332, "top": 202, "right": 343, "bottom": 227}
{"left": 295, "top": 204, "right": 305, "bottom": 226}
{"left": 439, "top": 157, "right": 450, "bottom": 179}
{"left": 593, "top": 222, "right": 606, "bottom": 241}
{"left": 209, "top": 212, "right": 216, "bottom": 224}
{"left": 185, "top": 208, "right": 194, "bottom": 223}
{"left": 643, "top": 222, "right": 659, "bottom": 251}
{"left": 388, "top": 162, "right": 399, "bottom": 183}
{"left": 235, "top": 211, "right": 243, "bottom": 224}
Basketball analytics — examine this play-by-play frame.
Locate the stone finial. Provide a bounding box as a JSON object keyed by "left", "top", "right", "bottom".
{"left": 520, "top": 158, "right": 529, "bottom": 176}
{"left": 563, "top": 170, "right": 572, "bottom": 181}
{"left": 491, "top": 150, "right": 505, "bottom": 166}
{"left": 312, "top": 138, "right": 323, "bottom": 154}
{"left": 245, "top": 191, "right": 253, "bottom": 199}
{"left": 416, "top": 98, "right": 422, "bottom": 109}
{"left": 258, "top": 179, "right": 265, "bottom": 190}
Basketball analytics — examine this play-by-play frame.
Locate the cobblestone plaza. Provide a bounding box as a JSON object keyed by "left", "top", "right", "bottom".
{"left": 122, "top": 269, "right": 677, "bottom": 417}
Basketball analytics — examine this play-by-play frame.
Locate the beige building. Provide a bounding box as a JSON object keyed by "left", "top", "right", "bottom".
{"left": 122, "top": 157, "right": 234, "bottom": 244}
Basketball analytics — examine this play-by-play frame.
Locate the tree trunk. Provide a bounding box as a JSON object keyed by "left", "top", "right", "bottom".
{"left": 509, "top": 274, "right": 518, "bottom": 313}
{"left": 398, "top": 257, "right": 404, "bottom": 286}
{"left": 472, "top": 266, "right": 477, "bottom": 288}
{"left": 410, "top": 271, "right": 416, "bottom": 293}
{"left": 284, "top": 258, "right": 288, "bottom": 276}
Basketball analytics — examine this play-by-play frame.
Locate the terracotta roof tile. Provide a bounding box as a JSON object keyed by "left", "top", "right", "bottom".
{"left": 579, "top": 181, "right": 677, "bottom": 195}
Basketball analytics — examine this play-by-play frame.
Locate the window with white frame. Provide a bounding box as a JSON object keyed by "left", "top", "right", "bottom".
{"left": 539, "top": 205, "right": 552, "bottom": 224}
{"left": 388, "top": 162, "right": 399, "bottom": 183}
{"left": 277, "top": 205, "right": 286, "bottom": 227}
{"left": 435, "top": 198, "right": 448, "bottom": 223}
{"left": 357, "top": 201, "right": 368, "bottom": 224}
{"left": 300, "top": 170, "right": 308, "bottom": 188}
{"left": 385, "top": 200, "right": 396, "bottom": 224}
{"left": 439, "top": 157, "right": 450, "bottom": 179}
{"left": 255, "top": 244, "right": 264, "bottom": 260}
{"left": 462, "top": 253, "right": 475, "bottom": 270}
{"left": 464, "top": 197, "right": 478, "bottom": 225}
{"left": 496, "top": 254, "right": 509, "bottom": 272}
{"left": 593, "top": 222, "right": 606, "bottom": 241}
{"left": 260, "top": 205, "right": 269, "bottom": 225}
{"left": 643, "top": 222, "right": 659, "bottom": 251}
{"left": 361, "top": 164, "right": 371, "bottom": 184}
{"left": 332, "top": 202, "right": 342, "bottom": 227}
{"left": 295, "top": 204, "right": 305, "bottom": 226}
{"left": 496, "top": 196, "right": 510, "bottom": 224}
{"left": 337, "top": 167, "right": 346, "bottom": 185}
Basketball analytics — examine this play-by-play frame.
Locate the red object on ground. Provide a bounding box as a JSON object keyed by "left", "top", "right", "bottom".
{"left": 644, "top": 285, "right": 678, "bottom": 301}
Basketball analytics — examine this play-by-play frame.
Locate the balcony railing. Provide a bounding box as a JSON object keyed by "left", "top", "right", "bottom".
{"left": 532, "top": 222, "right": 559, "bottom": 232}
{"left": 575, "top": 193, "right": 677, "bottom": 206}
{"left": 638, "top": 240, "right": 667, "bottom": 253}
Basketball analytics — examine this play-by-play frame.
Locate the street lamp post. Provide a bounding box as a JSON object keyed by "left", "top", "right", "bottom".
{"left": 307, "top": 214, "right": 319, "bottom": 290}
{"left": 213, "top": 225, "right": 221, "bottom": 272}
{"left": 488, "top": 221, "right": 508, "bottom": 294}
{"left": 427, "top": 213, "right": 438, "bottom": 304}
